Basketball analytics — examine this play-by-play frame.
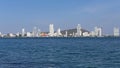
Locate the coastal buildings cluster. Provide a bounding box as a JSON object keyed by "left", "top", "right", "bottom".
{"left": 0, "top": 24, "right": 119, "bottom": 38}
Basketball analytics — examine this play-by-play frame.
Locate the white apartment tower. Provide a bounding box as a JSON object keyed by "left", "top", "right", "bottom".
{"left": 32, "top": 27, "right": 37, "bottom": 37}
{"left": 22, "top": 28, "right": 25, "bottom": 37}
{"left": 65, "top": 31, "right": 68, "bottom": 37}
{"left": 94, "top": 27, "right": 102, "bottom": 37}
{"left": 99, "top": 28, "right": 102, "bottom": 36}
{"left": 32, "top": 27, "right": 40, "bottom": 37}
{"left": 0, "top": 32, "right": 1, "bottom": 35}
{"left": 0, "top": 32, "right": 2, "bottom": 37}
{"left": 76, "top": 24, "right": 82, "bottom": 37}
{"left": 49, "top": 24, "right": 54, "bottom": 37}
{"left": 57, "top": 28, "right": 62, "bottom": 36}
{"left": 38, "top": 29, "right": 41, "bottom": 37}
{"left": 114, "top": 27, "right": 119, "bottom": 37}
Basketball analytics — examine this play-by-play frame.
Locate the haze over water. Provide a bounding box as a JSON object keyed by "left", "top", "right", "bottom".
{"left": 0, "top": 37, "right": 120, "bottom": 68}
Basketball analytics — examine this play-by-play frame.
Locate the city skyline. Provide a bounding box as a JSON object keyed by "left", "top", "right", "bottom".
{"left": 0, "top": 0, "right": 120, "bottom": 34}
{"left": 0, "top": 24, "right": 119, "bottom": 38}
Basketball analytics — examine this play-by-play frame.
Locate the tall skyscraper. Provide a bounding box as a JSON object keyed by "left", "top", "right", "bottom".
{"left": 65, "top": 31, "right": 68, "bottom": 37}
{"left": 22, "top": 28, "right": 25, "bottom": 37}
{"left": 0, "top": 32, "right": 1, "bottom": 35}
{"left": 37, "top": 28, "right": 41, "bottom": 37}
{"left": 32, "top": 27, "right": 37, "bottom": 37}
{"left": 57, "top": 28, "right": 62, "bottom": 36}
{"left": 49, "top": 24, "right": 54, "bottom": 37}
{"left": 0, "top": 32, "right": 2, "bottom": 37}
{"left": 98, "top": 28, "right": 102, "bottom": 37}
{"left": 94, "top": 27, "right": 102, "bottom": 37}
{"left": 114, "top": 27, "right": 119, "bottom": 37}
{"left": 94, "top": 27, "right": 98, "bottom": 36}
{"left": 76, "top": 24, "right": 82, "bottom": 37}
{"left": 32, "top": 27, "right": 40, "bottom": 37}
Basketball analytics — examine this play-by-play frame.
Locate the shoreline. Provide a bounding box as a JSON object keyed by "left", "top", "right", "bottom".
{"left": 0, "top": 36, "right": 120, "bottom": 39}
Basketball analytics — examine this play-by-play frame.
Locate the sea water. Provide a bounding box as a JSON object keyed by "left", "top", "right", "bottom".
{"left": 0, "top": 37, "right": 120, "bottom": 68}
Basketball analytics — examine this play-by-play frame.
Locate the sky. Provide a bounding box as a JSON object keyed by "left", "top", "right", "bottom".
{"left": 0, "top": 0, "right": 120, "bottom": 34}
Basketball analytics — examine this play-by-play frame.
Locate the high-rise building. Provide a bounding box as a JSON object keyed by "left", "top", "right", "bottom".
{"left": 32, "top": 27, "right": 40, "bottom": 37}
{"left": 94, "top": 27, "right": 98, "bottom": 36}
{"left": 57, "top": 28, "right": 62, "bottom": 36}
{"left": 37, "top": 28, "right": 41, "bottom": 37}
{"left": 49, "top": 24, "right": 54, "bottom": 37}
{"left": 72, "top": 32, "right": 75, "bottom": 37}
{"left": 32, "top": 27, "right": 37, "bottom": 37}
{"left": 0, "top": 32, "right": 2, "bottom": 37}
{"left": 114, "top": 27, "right": 119, "bottom": 37}
{"left": 0, "top": 32, "right": 1, "bottom": 35}
{"left": 22, "top": 28, "right": 25, "bottom": 37}
{"left": 98, "top": 28, "right": 102, "bottom": 37}
{"left": 65, "top": 31, "right": 68, "bottom": 37}
{"left": 16, "top": 32, "right": 20, "bottom": 37}
{"left": 94, "top": 27, "right": 102, "bottom": 37}
{"left": 76, "top": 24, "right": 82, "bottom": 37}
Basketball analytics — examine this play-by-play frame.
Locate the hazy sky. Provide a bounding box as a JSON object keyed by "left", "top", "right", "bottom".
{"left": 0, "top": 0, "right": 120, "bottom": 34}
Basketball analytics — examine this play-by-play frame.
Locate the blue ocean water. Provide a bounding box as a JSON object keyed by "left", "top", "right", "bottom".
{"left": 0, "top": 37, "right": 120, "bottom": 68}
